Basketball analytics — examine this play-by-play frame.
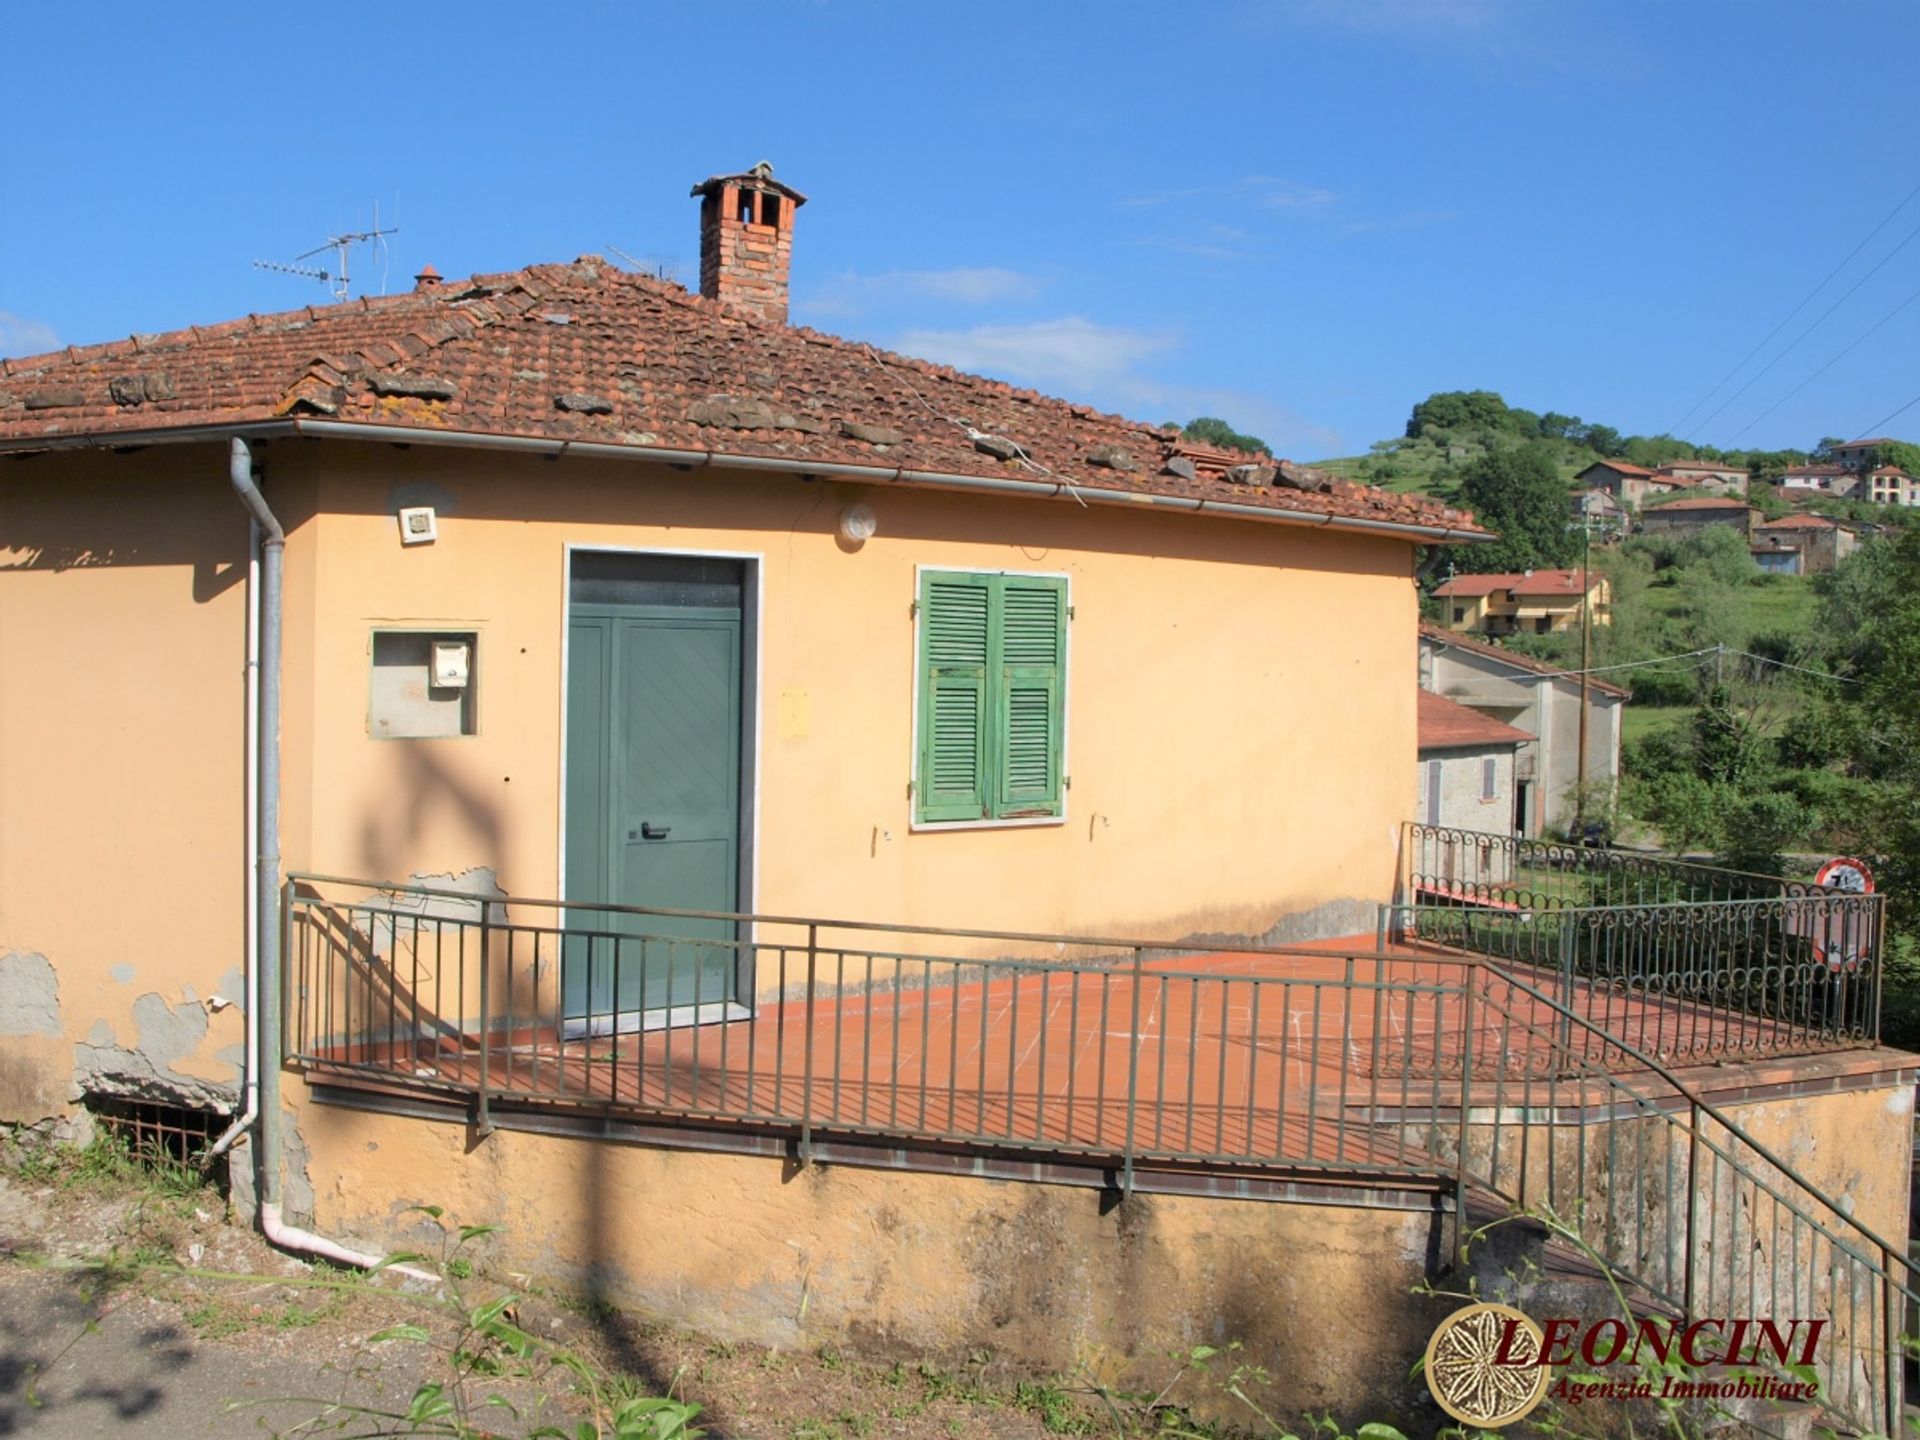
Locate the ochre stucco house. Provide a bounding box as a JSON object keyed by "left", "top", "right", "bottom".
{"left": 0, "top": 163, "right": 1517, "bottom": 1403}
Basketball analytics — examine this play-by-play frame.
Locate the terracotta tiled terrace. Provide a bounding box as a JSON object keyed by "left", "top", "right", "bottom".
{"left": 295, "top": 934, "right": 1877, "bottom": 1177}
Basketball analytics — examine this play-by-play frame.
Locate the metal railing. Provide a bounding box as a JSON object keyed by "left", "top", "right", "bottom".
{"left": 1389, "top": 892, "right": 1883, "bottom": 1064}
{"left": 281, "top": 873, "right": 1914, "bottom": 1434}
{"left": 1405, "top": 821, "right": 1855, "bottom": 911}
{"left": 283, "top": 874, "right": 1487, "bottom": 1187}
{"left": 1458, "top": 966, "right": 1919, "bottom": 1437}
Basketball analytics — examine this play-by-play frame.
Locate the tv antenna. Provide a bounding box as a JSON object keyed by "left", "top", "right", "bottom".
{"left": 607, "top": 244, "right": 678, "bottom": 282}
{"left": 254, "top": 206, "right": 399, "bottom": 301}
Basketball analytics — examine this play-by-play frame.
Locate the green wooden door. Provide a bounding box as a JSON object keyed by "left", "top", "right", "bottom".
{"left": 564, "top": 555, "right": 744, "bottom": 1027}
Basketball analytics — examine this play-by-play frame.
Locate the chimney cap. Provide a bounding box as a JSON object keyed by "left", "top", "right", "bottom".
{"left": 414, "top": 264, "right": 443, "bottom": 290}
{"left": 690, "top": 160, "right": 808, "bottom": 206}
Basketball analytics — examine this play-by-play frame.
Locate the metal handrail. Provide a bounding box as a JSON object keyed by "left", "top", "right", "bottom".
{"left": 289, "top": 869, "right": 1453, "bottom": 963}
{"left": 1405, "top": 821, "right": 1850, "bottom": 902}
{"left": 281, "top": 872, "right": 1913, "bottom": 1432}
{"left": 1465, "top": 965, "right": 1916, "bottom": 1435}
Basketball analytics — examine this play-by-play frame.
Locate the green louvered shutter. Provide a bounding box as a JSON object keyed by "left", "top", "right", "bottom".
{"left": 994, "top": 576, "right": 1066, "bottom": 818}
{"left": 916, "top": 571, "right": 991, "bottom": 822}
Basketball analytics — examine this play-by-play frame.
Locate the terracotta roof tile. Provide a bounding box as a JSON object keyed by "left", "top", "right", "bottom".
{"left": 1432, "top": 568, "right": 1598, "bottom": 598}
{"left": 0, "top": 258, "right": 1484, "bottom": 539}
{"left": 1643, "top": 496, "right": 1755, "bottom": 511}
{"left": 1759, "top": 513, "right": 1840, "bottom": 530}
{"left": 1417, "top": 689, "right": 1531, "bottom": 750}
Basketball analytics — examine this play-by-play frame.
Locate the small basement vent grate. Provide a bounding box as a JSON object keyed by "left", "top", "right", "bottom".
{"left": 84, "top": 1095, "right": 230, "bottom": 1194}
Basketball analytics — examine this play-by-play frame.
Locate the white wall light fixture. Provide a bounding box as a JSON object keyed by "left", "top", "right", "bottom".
{"left": 837, "top": 502, "right": 878, "bottom": 545}
{"left": 397, "top": 506, "right": 438, "bottom": 545}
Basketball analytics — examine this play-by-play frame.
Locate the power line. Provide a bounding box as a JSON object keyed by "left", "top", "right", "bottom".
{"left": 1684, "top": 212, "right": 1920, "bottom": 442}
{"left": 1463, "top": 642, "right": 1860, "bottom": 686}
{"left": 1729, "top": 649, "right": 1859, "bottom": 686}
{"left": 1849, "top": 390, "right": 1920, "bottom": 444}
{"left": 1727, "top": 282, "right": 1920, "bottom": 445}
{"left": 1668, "top": 178, "right": 1920, "bottom": 436}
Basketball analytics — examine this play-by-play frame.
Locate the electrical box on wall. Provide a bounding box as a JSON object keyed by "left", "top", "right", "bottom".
{"left": 397, "top": 506, "right": 438, "bottom": 545}
{"left": 431, "top": 640, "right": 471, "bottom": 689}
{"left": 370, "top": 631, "right": 477, "bottom": 738}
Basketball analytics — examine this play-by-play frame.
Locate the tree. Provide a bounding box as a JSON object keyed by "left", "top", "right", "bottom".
{"left": 1452, "top": 443, "right": 1581, "bottom": 573}
{"left": 1818, "top": 528, "right": 1920, "bottom": 931}
{"left": 1868, "top": 439, "right": 1920, "bottom": 475}
{"left": 1180, "top": 416, "right": 1270, "bottom": 456}
{"left": 1405, "top": 390, "right": 1514, "bottom": 440}
{"left": 1581, "top": 423, "right": 1624, "bottom": 457}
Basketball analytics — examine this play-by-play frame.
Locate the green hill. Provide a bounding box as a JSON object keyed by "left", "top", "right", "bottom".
{"left": 1308, "top": 389, "right": 1816, "bottom": 504}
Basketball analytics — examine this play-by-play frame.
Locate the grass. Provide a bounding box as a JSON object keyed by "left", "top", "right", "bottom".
{"left": 1640, "top": 571, "right": 1819, "bottom": 640}
{"left": 1622, "top": 705, "right": 1691, "bottom": 745}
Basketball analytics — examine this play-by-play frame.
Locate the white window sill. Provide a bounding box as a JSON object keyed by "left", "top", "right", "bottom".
{"left": 910, "top": 813, "right": 1068, "bottom": 834}
{"left": 560, "top": 999, "right": 751, "bottom": 1040}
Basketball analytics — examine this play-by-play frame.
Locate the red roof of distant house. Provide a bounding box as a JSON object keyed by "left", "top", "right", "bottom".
{"left": 1433, "top": 568, "right": 1598, "bottom": 598}
{"left": 1418, "top": 622, "right": 1630, "bottom": 698}
{"left": 1645, "top": 496, "right": 1755, "bottom": 512}
{"left": 1582, "top": 459, "right": 1657, "bottom": 477}
{"left": 0, "top": 259, "right": 1486, "bottom": 541}
{"left": 1759, "top": 513, "right": 1841, "bottom": 530}
{"left": 1868, "top": 465, "right": 1913, "bottom": 479}
{"left": 1417, "top": 690, "right": 1531, "bottom": 751}
{"left": 1840, "top": 436, "right": 1899, "bottom": 448}
{"left": 1784, "top": 464, "right": 1851, "bottom": 477}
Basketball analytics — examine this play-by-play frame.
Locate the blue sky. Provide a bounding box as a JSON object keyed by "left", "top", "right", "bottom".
{"left": 3, "top": 1, "right": 1914, "bottom": 459}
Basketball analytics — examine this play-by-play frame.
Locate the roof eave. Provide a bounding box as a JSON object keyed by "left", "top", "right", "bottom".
{"left": 0, "top": 417, "right": 1494, "bottom": 546}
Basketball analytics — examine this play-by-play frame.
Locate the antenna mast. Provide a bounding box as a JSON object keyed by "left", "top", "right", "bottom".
{"left": 254, "top": 206, "right": 399, "bottom": 301}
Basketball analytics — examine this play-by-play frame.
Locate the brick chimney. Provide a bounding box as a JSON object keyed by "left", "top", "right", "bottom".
{"left": 690, "top": 161, "right": 806, "bottom": 324}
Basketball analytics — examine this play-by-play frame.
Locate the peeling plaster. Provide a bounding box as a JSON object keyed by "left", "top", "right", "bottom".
{"left": 367, "top": 868, "right": 506, "bottom": 961}
{"left": 70, "top": 991, "right": 236, "bottom": 1109}
{"left": 281, "top": 1108, "right": 317, "bottom": 1226}
{"left": 0, "top": 953, "right": 61, "bottom": 1036}
{"left": 108, "top": 964, "right": 136, "bottom": 985}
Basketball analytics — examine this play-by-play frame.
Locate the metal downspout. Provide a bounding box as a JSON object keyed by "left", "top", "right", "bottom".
{"left": 206, "top": 520, "right": 261, "bottom": 1158}
{"left": 225, "top": 437, "right": 435, "bottom": 1281}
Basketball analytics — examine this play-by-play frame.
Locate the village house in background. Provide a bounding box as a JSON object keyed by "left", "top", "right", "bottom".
{"left": 1430, "top": 567, "right": 1611, "bottom": 636}
{"left": 1655, "top": 457, "right": 1749, "bottom": 495}
{"left": 1637, "top": 494, "right": 1759, "bottom": 540}
{"left": 1751, "top": 512, "right": 1860, "bottom": 574}
{"left": 1575, "top": 457, "right": 1682, "bottom": 509}
{"left": 1780, "top": 461, "right": 1860, "bottom": 498}
{"left": 1828, "top": 436, "right": 1902, "bottom": 470}
{"left": 1415, "top": 689, "right": 1526, "bottom": 833}
{"left": 1417, "top": 623, "right": 1624, "bottom": 836}
{"left": 1866, "top": 464, "right": 1919, "bottom": 507}
{"left": 1569, "top": 486, "right": 1626, "bottom": 534}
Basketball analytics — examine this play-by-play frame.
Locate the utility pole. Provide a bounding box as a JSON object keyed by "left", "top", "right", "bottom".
{"left": 1575, "top": 518, "right": 1593, "bottom": 839}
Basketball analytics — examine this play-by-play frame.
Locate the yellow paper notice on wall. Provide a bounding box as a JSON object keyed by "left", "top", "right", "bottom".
{"left": 778, "top": 686, "right": 812, "bottom": 739}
